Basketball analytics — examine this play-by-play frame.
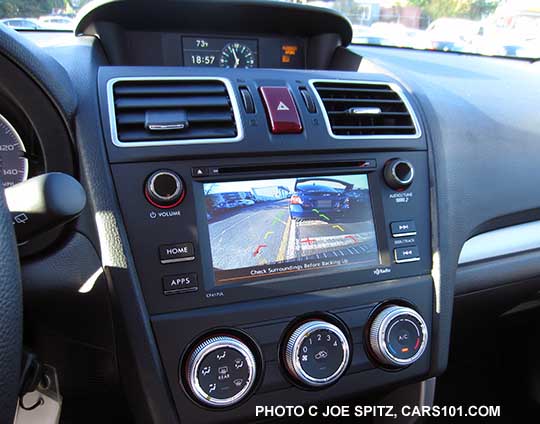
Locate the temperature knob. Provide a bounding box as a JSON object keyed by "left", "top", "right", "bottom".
{"left": 185, "top": 336, "right": 256, "bottom": 408}
{"left": 369, "top": 305, "right": 428, "bottom": 367}
{"left": 283, "top": 320, "right": 350, "bottom": 387}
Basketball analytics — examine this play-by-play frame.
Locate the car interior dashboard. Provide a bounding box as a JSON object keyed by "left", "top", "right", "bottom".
{"left": 0, "top": 0, "right": 539, "bottom": 423}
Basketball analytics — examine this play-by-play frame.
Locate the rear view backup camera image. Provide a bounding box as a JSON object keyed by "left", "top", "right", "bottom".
{"left": 204, "top": 174, "right": 379, "bottom": 284}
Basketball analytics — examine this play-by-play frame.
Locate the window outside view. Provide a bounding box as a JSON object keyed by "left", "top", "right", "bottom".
{"left": 0, "top": 0, "right": 538, "bottom": 58}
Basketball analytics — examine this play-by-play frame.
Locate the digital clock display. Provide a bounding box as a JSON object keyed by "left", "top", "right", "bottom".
{"left": 183, "top": 36, "right": 258, "bottom": 68}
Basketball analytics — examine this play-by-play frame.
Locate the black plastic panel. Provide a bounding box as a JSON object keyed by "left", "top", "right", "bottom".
{"left": 98, "top": 67, "right": 427, "bottom": 164}
{"left": 112, "top": 152, "right": 431, "bottom": 314}
{"left": 152, "top": 276, "right": 433, "bottom": 423}
{"left": 76, "top": 0, "right": 353, "bottom": 48}
{"left": 352, "top": 44, "right": 540, "bottom": 374}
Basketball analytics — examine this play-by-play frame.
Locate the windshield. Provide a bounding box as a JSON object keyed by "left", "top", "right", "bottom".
{"left": 0, "top": 0, "right": 89, "bottom": 31}
{"left": 0, "top": 0, "right": 538, "bottom": 59}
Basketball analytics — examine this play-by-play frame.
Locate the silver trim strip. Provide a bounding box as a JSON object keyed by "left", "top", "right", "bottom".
{"left": 148, "top": 123, "right": 187, "bottom": 131}
{"left": 459, "top": 221, "right": 540, "bottom": 265}
{"left": 106, "top": 77, "right": 244, "bottom": 147}
{"left": 160, "top": 256, "right": 195, "bottom": 264}
{"left": 348, "top": 107, "right": 382, "bottom": 115}
{"left": 308, "top": 79, "right": 422, "bottom": 140}
{"left": 393, "top": 231, "right": 417, "bottom": 238}
{"left": 395, "top": 256, "right": 421, "bottom": 264}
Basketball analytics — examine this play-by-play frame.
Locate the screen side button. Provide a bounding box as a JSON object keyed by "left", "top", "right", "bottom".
{"left": 394, "top": 246, "right": 420, "bottom": 263}
{"left": 159, "top": 242, "right": 195, "bottom": 264}
{"left": 191, "top": 167, "right": 209, "bottom": 177}
{"left": 390, "top": 220, "right": 417, "bottom": 237}
{"left": 163, "top": 273, "right": 198, "bottom": 294}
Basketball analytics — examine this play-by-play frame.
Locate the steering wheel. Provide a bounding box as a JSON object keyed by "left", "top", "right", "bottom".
{"left": 0, "top": 184, "right": 22, "bottom": 423}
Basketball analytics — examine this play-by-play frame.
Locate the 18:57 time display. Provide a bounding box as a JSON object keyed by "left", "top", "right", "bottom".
{"left": 188, "top": 54, "right": 216, "bottom": 66}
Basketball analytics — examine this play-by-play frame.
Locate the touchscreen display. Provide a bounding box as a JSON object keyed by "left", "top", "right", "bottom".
{"left": 204, "top": 174, "right": 379, "bottom": 285}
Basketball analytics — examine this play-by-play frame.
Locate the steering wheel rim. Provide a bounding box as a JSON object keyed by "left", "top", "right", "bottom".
{"left": 0, "top": 184, "right": 22, "bottom": 423}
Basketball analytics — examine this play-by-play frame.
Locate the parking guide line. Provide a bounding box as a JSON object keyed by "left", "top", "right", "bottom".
{"left": 285, "top": 217, "right": 297, "bottom": 261}
{"left": 276, "top": 217, "right": 291, "bottom": 262}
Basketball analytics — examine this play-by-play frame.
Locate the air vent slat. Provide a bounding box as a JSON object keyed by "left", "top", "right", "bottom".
{"left": 114, "top": 84, "right": 226, "bottom": 96}
{"left": 313, "top": 81, "right": 418, "bottom": 138}
{"left": 115, "top": 96, "right": 230, "bottom": 110}
{"left": 118, "top": 127, "right": 237, "bottom": 142}
{"left": 333, "top": 125, "right": 416, "bottom": 131}
{"left": 116, "top": 110, "right": 234, "bottom": 125}
{"left": 316, "top": 87, "right": 395, "bottom": 94}
{"left": 110, "top": 78, "right": 239, "bottom": 144}
{"left": 327, "top": 111, "right": 410, "bottom": 117}
{"left": 320, "top": 98, "right": 403, "bottom": 104}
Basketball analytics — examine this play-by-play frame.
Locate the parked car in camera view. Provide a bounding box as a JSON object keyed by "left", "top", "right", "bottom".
{"left": 289, "top": 178, "right": 353, "bottom": 220}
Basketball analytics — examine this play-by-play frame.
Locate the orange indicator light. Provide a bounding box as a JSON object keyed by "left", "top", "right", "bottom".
{"left": 401, "top": 347, "right": 409, "bottom": 353}
{"left": 282, "top": 45, "right": 298, "bottom": 56}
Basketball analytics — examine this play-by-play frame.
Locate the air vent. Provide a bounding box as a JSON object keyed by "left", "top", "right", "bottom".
{"left": 312, "top": 81, "right": 420, "bottom": 138}
{"left": 108, "top": 78, "right": 242, "bottom": 146}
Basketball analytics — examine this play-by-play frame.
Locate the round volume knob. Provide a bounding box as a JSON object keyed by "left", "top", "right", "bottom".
{"left": 185, "top": 336, "right": 256, "bottom": 408}
{"left": 284, "top": 320, "right": 349, "bottom": 387}
{"left": 369, "top": 305, "right": 428, "bottom": 367}
{"left": 383, "top": 159, "right": 414, "bottom": 190}
{"left": 145, "top": 170, "right": 185, "bottom": 208}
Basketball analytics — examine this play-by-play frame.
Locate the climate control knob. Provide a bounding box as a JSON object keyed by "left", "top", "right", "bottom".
{"left": 369, "top": 305, "right": 427, "bottom": 367}
{"left": 145, "top": 169, "right": 185, "bottom": 208}
{"left": 283, "top": 320, "right": 350, "bottom": 388}
{"left": 185, "top": 336, "right": 256, "bottom": 408}
{"left": 383, "top": 159, "right": 414, "bottom": 190}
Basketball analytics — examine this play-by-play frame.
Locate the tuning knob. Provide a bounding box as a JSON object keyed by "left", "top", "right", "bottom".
{"left": 283, "top": 320, "right": 349, "bottom": 388}
{"left": 369, "top": 305, "right": 428, "bottom": 367}
{"left": 383, "top": 159, "right": 414, "bottom": 190}
{"left": 145, "top": 169, "right": 185, "bottom": 208}
{"left": 185, "top": 336, "right": 257, "bottom": 408}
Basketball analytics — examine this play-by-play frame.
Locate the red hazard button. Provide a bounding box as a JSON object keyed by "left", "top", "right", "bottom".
{"left": 259, "top": 86, "right": 303, "bottom": 134}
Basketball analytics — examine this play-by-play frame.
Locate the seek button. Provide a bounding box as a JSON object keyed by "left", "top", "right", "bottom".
{"left": 391, "top": 220, "right": 417, "bottom": 237}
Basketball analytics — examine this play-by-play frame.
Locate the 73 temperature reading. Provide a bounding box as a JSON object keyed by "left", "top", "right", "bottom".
{"left": 195, "top": 39, "right": 209, "bottom": 48}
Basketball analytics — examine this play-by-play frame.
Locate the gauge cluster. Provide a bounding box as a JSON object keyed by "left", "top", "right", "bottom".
{"left": 0, "top": 104, "right": 45, "bottom": 193}
{"left": 0, "top": 114, "right": 28, "bottom": 188}
{"left": 180, "top": 35, "right": 305, "bottom": 69}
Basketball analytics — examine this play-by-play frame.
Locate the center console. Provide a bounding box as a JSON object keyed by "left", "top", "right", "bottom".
{"left": 99, "top": 66, "right": 433, "bottom": 422}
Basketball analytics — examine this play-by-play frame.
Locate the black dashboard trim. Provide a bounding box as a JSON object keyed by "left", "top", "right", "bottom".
{"left": 352, "top": 43, "right": 540, "bottom": 376}
{"left": 41, "top": 35, "right": 181, "bottom": 423}
{"left": 76, "top": 0, "right": 353, "bottom": 46}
